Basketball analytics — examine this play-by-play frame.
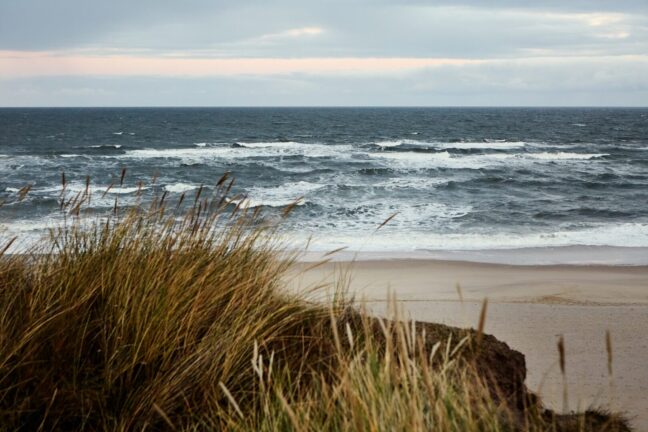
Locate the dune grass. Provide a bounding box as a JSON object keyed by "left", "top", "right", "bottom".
{"left": 0, "top": 175, "right": 631, "bottom": 431}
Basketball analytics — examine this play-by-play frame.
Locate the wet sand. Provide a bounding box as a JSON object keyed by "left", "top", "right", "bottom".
{"left": 289, "top": 259, "right": 648, "bottom": 429}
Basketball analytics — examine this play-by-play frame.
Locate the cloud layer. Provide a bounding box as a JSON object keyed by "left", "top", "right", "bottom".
{"left": 1, "top": 1, "right": 647, "bottom": 106}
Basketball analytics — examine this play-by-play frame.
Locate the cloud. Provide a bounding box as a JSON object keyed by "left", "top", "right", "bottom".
{"left": 259, "top": 27, "right": 324, "bottom": 40}
{"left": 2, "top": 55, "right": 647, "bottom": 107}
{"left": 1, "top": 1, "right": 647, "bottom": 106}
{"left": 1, "top": 1, "right": 647, "bottom": 58}
{"left": 0, "top": 51, "right": 481, "bottom": 77}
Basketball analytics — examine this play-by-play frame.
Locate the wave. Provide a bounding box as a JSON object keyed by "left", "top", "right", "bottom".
{"left": 119, "top": 142, "right": 353, "bottom": 162}
{"left": 90, "top": 144, "right": 123, "bottom": 149}
{"left": 164, "top": 183, "right": 200, "bottom": 193}
{"left": 368, "top": 151, "right": 495, "bottom": 170}
{"left": 374, "top": 139, "right": 420, "bottom": 148}
{"left": 368, "top": 150, "right": 609, "bottom": 170}
{"left": 297, "top": 222, "right": 648, "bottom": 252}
{"left": 373, "top": 177, "right": 449, "bottom": 190}
{"left": 35, "top": 183, "right": 146, "bottom": 195}
{"left": 374, "top": 139, "right": 527, "bottom": 150}
{"left": 0, "top": 219, "right": 61, "bottom": 233}
{"left": 236, "top": 181, "right": 326, "bottom": 208}
{"left": 525, "top": 152, "right": 608, "bottom": 160}
{"left": 235, "top": 141, "right": 304, "bottom": 148}
{"left": 438, "top": 141, "right": 527, "bottom": 150}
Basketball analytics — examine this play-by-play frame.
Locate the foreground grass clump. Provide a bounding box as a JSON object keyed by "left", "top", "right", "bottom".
{"left": 0, "top": 177, "right": 631, "bottom": 431}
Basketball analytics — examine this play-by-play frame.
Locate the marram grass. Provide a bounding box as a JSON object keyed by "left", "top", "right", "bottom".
{"left": 0, "top": 174, "right": 631, "bottom": 431}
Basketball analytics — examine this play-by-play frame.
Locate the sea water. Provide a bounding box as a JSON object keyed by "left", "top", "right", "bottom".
{"left": 1, "top": 107, "right": 647, "bottom": 263}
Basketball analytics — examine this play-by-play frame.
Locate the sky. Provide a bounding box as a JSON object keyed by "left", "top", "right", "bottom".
{"left": 1, "top": 0, "right": 647, "bottom": 107}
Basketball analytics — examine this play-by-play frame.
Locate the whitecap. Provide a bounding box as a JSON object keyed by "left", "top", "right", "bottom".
{"left": 374, "top": 139, "right": 426, "bottom": 148}
{"left": 373, "top": 177, "right": 448, "bottom": 190}
{"left": 118, "top": 142, "right": 353, "bottom": 163}
{"left": 164, "top": 183, "right": 199, "bottom": 193}
{"left": 437, "top": 141, "right": 527, "bottom": 150}
{"left": 229, "top": 196, "right": 308, "bottom": 208}
{"left": 375, "top": 139, "right": 527, "bottom": 150}
{"left": 35, "top": 183, "right": 146, "bottom": 195}
{"left": 90, "top": 144, "right": 122, "bottom": 149}
{"left": 526, "top": 152, "right": 608, "bottom": 160}
{"left": 368, "top": 151, "right": 492, "bottom": 170}
{"left": 236, "top": 181, "right": 326, "bottom": 208}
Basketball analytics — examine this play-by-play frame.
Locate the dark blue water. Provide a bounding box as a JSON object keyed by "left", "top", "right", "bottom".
{"left": 1, "top": 107, "right": 648, "bottom": 253}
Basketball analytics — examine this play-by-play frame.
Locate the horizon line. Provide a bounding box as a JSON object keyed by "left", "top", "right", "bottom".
{"left": 1, "top": 105, "right": 648, "bottom": 109}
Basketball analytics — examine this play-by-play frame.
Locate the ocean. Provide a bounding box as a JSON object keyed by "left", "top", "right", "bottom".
{"left": 1, "top": 107, "right": 648, "bottom": 263}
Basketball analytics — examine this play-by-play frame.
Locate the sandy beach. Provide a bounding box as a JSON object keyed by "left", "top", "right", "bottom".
{"left": 290, "top": 258, "right": 648, "bottom": 430}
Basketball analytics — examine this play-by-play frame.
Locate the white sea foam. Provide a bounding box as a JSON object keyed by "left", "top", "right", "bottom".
{"left": 113, "top": 131, "right": 123, "bottom": 135}
{"left": 102, "top": 186, "right": 145, "bottom": 194}
{"left": 437, "top": 141, "right": 527, "bottom": 150}
{"left": 35, "top": 183, "right": 145, "bottom": 195}
{"left": 373, "top": 177, "right": 448, "bottom": 190}
{"left": 0, "top": 219, "right": 59, "bottom": 234}
{"left": 297, "top": 222, "right": 648, "bottom": 252}
{"left": 572, "top": 123, "right": 587, "bottom": 127}
{"left": 374, "top": 139, "right": 419, "bottom": 148}
{"left": 235, "top": 181, "right": 326, "bottom": 208}
{"left": 526, "top": 152, "right": 608, "bottom": 160}
{"left": 374, "top": 139, "right": 527, "bottom": 150}
{"left": 164, "top": 183, "right": 199, "bottom": 193}
{"left": 235, "top": 141, "right": 302, "bottom": 148}
{"left": 368, "top": 151, "right": 493, "bottom": 170}
{"left": 120, "top": 142, "right": 353, "bottom": 163}
{"left": 90, "top": 144, "right": 122, "bottom": 149}
{"left": 368, "top": 150, "right": 608, "bottom": 170}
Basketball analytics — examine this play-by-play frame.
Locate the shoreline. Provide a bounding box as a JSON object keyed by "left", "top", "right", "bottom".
{"left": 296, "top": 245, "right": 648, "bottom": 266}
{"left": 291, "top": 257, "right": 648, "bottom": 305}
{"left": 289, "top": 257, "right": 648, "bottom": 429}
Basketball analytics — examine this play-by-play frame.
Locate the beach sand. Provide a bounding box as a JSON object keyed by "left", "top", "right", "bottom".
{"left": 289, "top": 259, "right": 648, "bottom": 429}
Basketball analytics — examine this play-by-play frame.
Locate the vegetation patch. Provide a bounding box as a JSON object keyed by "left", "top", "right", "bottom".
{"left": 0, "top": 175, "right": 631, "bottom": 431}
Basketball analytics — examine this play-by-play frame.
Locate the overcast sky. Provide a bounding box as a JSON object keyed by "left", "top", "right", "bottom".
{"left": 1, "top": 0, "right": 647, "bottom": 106}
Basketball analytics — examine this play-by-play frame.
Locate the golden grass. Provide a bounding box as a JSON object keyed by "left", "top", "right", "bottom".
{"left": 0, "top": 175, "right": 631, "bottom": 431}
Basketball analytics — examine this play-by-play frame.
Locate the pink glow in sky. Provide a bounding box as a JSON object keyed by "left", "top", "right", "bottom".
{"left": 0, "top": 51, "right": 483, "bottom": 77}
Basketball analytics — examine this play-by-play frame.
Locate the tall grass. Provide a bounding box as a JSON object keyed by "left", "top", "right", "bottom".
{"left": 0, "top": 175, "right": 630, "bottom": 431}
